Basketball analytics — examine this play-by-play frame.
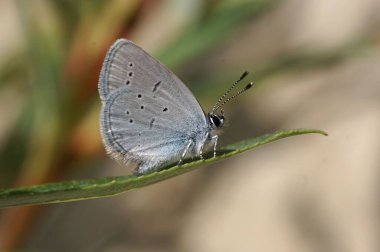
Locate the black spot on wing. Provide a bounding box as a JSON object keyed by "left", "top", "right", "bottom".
{"left": 153, "top": 81, "right": 161, "bottom": 92}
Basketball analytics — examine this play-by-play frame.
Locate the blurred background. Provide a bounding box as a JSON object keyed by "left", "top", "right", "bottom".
{"left": 0, "top": 0, "right": 379, "bottom": 251}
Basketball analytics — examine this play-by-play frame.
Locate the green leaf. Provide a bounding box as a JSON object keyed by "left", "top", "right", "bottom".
{"left": 0, "top": 129, "right": 327, "bottom": 208}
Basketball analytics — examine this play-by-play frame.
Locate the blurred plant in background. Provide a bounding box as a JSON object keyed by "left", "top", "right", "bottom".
{"left": 0, "top": 0, "right": 379, "bottom": 251}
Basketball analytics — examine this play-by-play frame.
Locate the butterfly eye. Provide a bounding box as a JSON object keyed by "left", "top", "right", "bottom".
{"left": 213, "top": 117, "right": 221, "bottom": 127}
{"left": 208, "top": 114, "right": 224, "bottom": 128}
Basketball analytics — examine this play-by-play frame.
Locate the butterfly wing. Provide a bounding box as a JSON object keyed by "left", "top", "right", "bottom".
{"left": 99, "top": 39, "right": 208, "bottom": 173}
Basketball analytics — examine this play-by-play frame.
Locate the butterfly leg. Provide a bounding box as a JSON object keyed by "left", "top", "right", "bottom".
{"left": 199, "top": 138, "right": 206, "bottom": 160}
{"left": 178, "top": 139, "right": 193, "bottom": 165}
{"left": 199, "top": 145, "right": 204, "bottom": 160}
{"left": 211, "top": 135, "right": 218, "bottom": 157}
{"left": 199, "top": 131, "right": 212, "bottom": 160}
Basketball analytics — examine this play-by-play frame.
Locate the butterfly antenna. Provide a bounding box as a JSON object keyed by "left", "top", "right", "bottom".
{"left": 212, "top": 82, "right": 254, "bottom": 113}
{"left": 211, "top": 71, "right": 249, "bottom": 114}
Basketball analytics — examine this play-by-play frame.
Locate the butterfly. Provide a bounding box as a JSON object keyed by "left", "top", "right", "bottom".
{"left": 99, "top": 39, "right": 253, "bottom": 174}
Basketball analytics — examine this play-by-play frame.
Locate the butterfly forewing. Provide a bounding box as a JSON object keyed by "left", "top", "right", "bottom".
{"left": 99, "top": 39, "right": 203, "bottom": 116}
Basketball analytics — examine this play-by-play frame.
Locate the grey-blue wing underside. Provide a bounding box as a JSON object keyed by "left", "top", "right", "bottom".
{"left": 98, "top": 39, "right": 208, "bottom": 172}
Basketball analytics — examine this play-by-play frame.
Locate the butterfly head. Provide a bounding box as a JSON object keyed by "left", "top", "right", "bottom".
{"left": 208, "top": 111, "right": 225, "bottom": 129}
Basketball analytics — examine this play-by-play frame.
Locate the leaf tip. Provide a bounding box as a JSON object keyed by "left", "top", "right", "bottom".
{"left": 317, "top": 130, "right": 328, "bottom": 136}
{"left": 297, "top": 128, "right": 328, "bottom": 137}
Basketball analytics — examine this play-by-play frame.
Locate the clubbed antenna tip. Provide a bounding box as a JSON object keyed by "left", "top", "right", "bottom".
{"left": 239, "top": 71, "right": 249, "bottom": 80}
{"left": 245, "top": 82, "right": 254, "bottom": 89}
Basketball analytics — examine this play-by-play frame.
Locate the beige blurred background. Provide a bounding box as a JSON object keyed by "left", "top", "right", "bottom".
{"left": 0, "top": 0, "right": 379, "bottom": 251}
